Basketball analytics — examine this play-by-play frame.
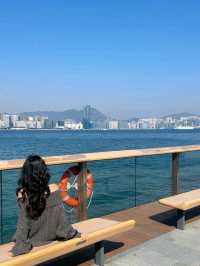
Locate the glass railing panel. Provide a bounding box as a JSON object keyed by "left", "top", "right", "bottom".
{"left": 87, "top": 158, "right": 136, "bottom": 218}
{"left": 2, "top": 169, "right": 19, "bottom": 243}
{"left": 0, "top": 170, "right": 2, "bottom": 244}
{"left": 180, "top": 151, "right": 200, "bottom": 192}
{"left": 135, "top": 154, "right": 171, "bottom": 206}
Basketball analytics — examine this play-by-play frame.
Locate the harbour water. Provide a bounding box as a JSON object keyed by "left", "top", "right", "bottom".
{"left": 1, "top": 129, "right": 200, "bottom": 242}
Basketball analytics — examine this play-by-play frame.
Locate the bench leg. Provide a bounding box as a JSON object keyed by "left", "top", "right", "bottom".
{"left": 94, "top": 241, "right": 104, "bottom": 266}
{"left": 177, "top": 209, "right": 185, "bottom": 230}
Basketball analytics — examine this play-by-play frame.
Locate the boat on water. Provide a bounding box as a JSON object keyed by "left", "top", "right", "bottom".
{"left": 175, "top": 126, "right": 194, "bottom": 130}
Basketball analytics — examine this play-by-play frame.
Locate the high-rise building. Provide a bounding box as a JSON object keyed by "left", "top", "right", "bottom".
{"left": 82, "top": 105, "right": 92, "bottom": 129}
{"left": 10, "top": 114, "right": 19, "bottom": 128}
{"left": 118, "top": 120, "right": 129, "bottom": 129}
{"left": 128, "top": 120, "right": 138, "bottom": 129}
{"left": 83, "top": 105, "right": 92, "bottom": 121}
{"left": 43, "top": 117, "right": 50, "bottom": 128}
{"left": 1, "top": 113, "right": 10, "bottom": 128}
{"left": 55, "top": 121, "right": 64, "bottom": 129}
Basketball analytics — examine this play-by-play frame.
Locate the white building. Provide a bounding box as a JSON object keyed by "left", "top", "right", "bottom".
{"left": 33, "top": 116, "right": 47, "bottom": 128}
{"left": 0, "top": 113, "right": 10, "bottom": 128}
{"left": 164, "top": 117, "right": 176, "bottom": 124}
{"left": 10, "top": 114, "right": 19, "bottom": 128}
{"left": 14, "top": 120, "right": 27, "bottom": 129}
{"left": 35, "top": 121, "right": 42, "bottom": 129}
{"left": 137, "top": 118, "right": 158, "bottom": 129}
{"left": 64, "top": 119, "right": 83, "bottom": 130}
{"left": 108, "top": 120, "right": 119, "bottom": 129}
{"left": 0, "top": 120, "right": 6, "bottom": 129}
{"left": 26, "top": 120, "right": 36, "bottom": 129}
{"left": 128, "top": 121, "right": 138, "bottom": 129}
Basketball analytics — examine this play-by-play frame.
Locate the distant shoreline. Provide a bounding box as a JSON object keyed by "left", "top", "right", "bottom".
{"left": 0, "top": 128, "right": 199, "bottom": 132}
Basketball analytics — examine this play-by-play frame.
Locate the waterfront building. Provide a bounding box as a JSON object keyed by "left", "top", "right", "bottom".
{"left": 130, "top": 118, "right": 160, "bottom": 129}
{"left": 118, "top": 120, "right": 129, "bottom": 129}
{"left": 164, "top": 116, "right": 176, "bottom": 124}
{"left": 33, "top": 116, "right": 46, "bottom": 128}
{"left": 138, "top": 120, "right": 149, "bottom": 129}
{"left": 83, "top": 105, "right": 92, "bottom": 121}
{"left": 55, "top": 121, "right": 65, "bottom": 129}
{"left": 9, "top": 114, "right": 19, "bottom": 128}
{"left": 108, "top": 120, "right": 119, "bottom": 129}
{"left": 82, "top": 118, "right": 92, "bottom": 129}
{"left": 0, "top": 120, "right": 6, "bottom": 129}
{"left": 91, "top": 120, "right": 108, "bottom": 129}
{"left": 128, "top": 120, "right": 138, "bottom": 129}
{"left": 44, "top": 119, "right": 54, "bottom": 129}
{"left": 43, "top": 117, "right": 49, "bottom": 128}
{"left": 0, "top": 113, "right": 10, "bottom": 128}
{"left": 64, "top": 119, "right": 83, "bottom": 130}
{"left": 35, "top": 120, "right": 42, "bottom": 129}
{"left": 82, "top": 105, "right": 92, "bottom": 129}
{"left": 18, "top": 115, "right": 27, "bottom": 121}
{"left": 14, "top": 120, "right": 27, "bottom": 129}
{"left": 26, "top": 120, "right": 36, "bottom": 129}
{"left": 141, "top": 118, "right": 158, "bottom": 129}
{"left": 7, "top": 115, "right": 50, "bottom": 129}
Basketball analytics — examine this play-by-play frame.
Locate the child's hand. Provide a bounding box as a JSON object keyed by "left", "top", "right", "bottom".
{"left": 74, "top": 232, "right": 87, "bottom": 240}
{"left": 74, "top": 232, "right": 81, "bottom": 238}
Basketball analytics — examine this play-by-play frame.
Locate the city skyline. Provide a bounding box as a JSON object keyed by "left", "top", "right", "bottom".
{"left": 1, "top": 106, "right": 200, "bottom": 130}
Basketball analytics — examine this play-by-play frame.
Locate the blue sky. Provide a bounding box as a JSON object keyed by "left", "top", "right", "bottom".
{"left": 0, "top": 1, "right": 200, "bottom": 119}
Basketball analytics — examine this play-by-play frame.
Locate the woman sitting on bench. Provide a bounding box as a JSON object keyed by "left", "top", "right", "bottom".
{"left": 11, "top": 155, "right": 80, "bottom": 256}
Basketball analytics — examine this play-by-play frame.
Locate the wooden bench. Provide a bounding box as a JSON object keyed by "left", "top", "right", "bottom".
{"left": 0, "top": 218, "right": 135, "bottom": 266}
{"left": 159, "top": 189, "right": 200, "bottom": 230}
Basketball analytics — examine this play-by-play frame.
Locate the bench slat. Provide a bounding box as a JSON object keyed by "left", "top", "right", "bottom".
{"left": 159, "top": 189, "right": 200, "bottom": 210}
{"left": 73, "top": 218, "right": 119, "bottom": 233}
{"left": 0, "top": 218, "right": 135, "bottom": 266}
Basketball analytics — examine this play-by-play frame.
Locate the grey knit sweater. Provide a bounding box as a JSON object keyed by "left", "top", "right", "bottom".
{"left": 11, "top": 190, "right": 78, "bottom": 256}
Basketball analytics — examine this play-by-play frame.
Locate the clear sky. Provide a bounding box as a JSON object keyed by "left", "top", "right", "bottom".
{"left": 0, "top": 1, "right": 200, "bottom": 119}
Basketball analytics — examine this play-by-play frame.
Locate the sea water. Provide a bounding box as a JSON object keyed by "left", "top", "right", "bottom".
{"left": 1, "top": 129, "right": 200, "bottom": 242}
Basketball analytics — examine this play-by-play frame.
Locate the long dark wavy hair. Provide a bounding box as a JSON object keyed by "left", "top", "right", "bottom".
{"left": 17, "top": 155, "right": 51, "bottom": 219}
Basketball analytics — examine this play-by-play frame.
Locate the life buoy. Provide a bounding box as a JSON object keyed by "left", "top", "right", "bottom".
{"left": 59, "top": 165, "right": 94, "bottom": 207}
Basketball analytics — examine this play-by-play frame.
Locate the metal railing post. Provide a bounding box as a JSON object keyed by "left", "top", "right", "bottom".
{"left": 134, "top": 157, "right": 137, "bottom": 207}
{"left": 77, "top": 162, "right": 88, "bottom": 221}
{"left": 172, "top": 153, "right": 180, "bottom": 195}
{"left": 0, "top": 170, "right": 2, "bottom": 243}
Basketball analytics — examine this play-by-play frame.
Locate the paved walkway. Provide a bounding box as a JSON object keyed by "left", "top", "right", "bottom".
{"left": 41, "top": 202, "right": 200, "bottom": 265}
{"left": 105, "top": 219, "right": 200, "bottom": 266}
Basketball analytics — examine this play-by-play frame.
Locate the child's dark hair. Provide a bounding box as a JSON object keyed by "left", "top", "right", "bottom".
{"left": 17, "top": 155, "right": 51, "bottom": 219}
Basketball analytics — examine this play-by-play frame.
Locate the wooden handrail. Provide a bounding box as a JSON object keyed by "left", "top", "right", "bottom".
{"left": 0, "top": 145, "right": 200, "bottom": 171}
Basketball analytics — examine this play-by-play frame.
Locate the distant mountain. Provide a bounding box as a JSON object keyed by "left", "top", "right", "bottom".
{"left": 21, "top": 107, "right": 107, "bottom": 122}
{"left": 163, "top": 112, "right": 198, "bottom": 119}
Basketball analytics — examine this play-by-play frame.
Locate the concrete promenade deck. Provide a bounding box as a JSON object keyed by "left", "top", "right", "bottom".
{"left": 105, "top": 219, "right": 200, "bottom": 266}
{"left": 44, "top": 201, "right": 200, "bottom": 266}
